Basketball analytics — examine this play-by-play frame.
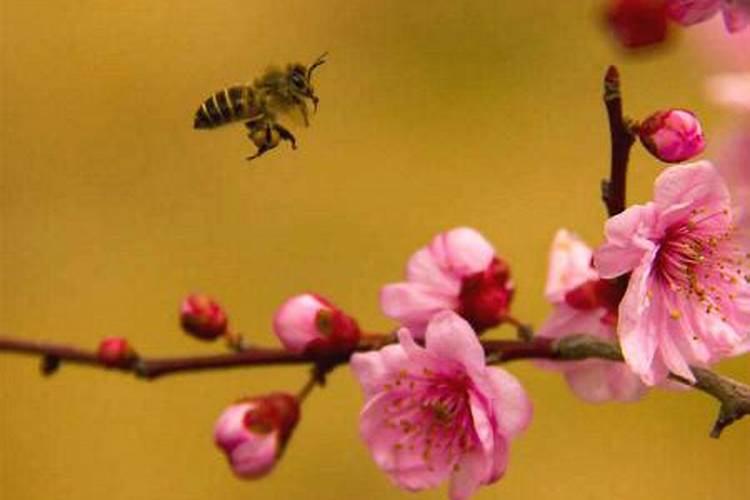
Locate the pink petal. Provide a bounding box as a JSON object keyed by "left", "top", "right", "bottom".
{"left": 359, "top": 391, "right": 450, "bottom": 490}
{"left": 424, "top": 311, "right": 486, "bottom": 371}
{"left": 406, "top": 246, "right": 462, "bottom": 294}
{"left": 449, "top": 449, "right": 488, "bottom": 500}
{"left": 441, "top": 227, "right": 496, "bottom": 276}
{"left": 667, "top": 0, "right": 721, "bottom": 25}
{"left": 380, "top": 282, "right": 457, "bottom": 338}
{"left": 231, "top": 432, "right": 278, "bottom": 478}
{"left": 722, "top": 0, "right": 750, "bottom": 31}
{"left": 469, "top": 393, "right": 494, "bottom": 454}
{"left": 653, "top": 162, "right": 730, "bottom": 221}
{"left": 486, "top": 434, "right": 510, "bottom": 484}
{"left": 544, "top": 229, "right": 597, "bottom": 302}
{"left": 272, "top": 294, "right": 324, "bottom": 354}
{"left": 350, "top": 343, "right": 408, "bottom": 399}
{"left": 214, "top": 403, "right": 253, "bottom": 451}
{"left": 565, "top": 363, "right": 619, "bottom": 403}
{"left": 708, "top": 72, "right": 750, "bottom": 112}
{"left": 617, "top": 248, "right": 660, "bottom": 384}
{"left": 594, "top": 203, "right": 657, "bottom": 279}
{"left": 485, "top": 367, "right": 533, "bottom": 438}
{"left": 536, "top": 304, "right": 614, "bottom": 342}
{"left": 606, "top": 363, "right": 649, "bottom": 401}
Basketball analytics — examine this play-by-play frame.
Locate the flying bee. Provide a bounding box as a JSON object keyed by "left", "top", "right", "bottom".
{"left": 193, "top": 53, "right": 327, "bottom": 161}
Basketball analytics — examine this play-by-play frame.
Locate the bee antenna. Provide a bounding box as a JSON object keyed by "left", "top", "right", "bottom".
{"left": 307, "top": 52, "right": 328, "bottom": 81}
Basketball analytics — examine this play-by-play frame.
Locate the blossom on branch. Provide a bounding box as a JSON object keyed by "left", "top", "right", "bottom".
{"left": 594, "top": 162, "right": 750, "bottom": 385}
{"left": 638, "top": 109, "right": 706, "bottom": 163}
{"left": 380, "top": 227, "right": 514, "bottom": 338}
{"left": 667, "top": 0, "right": 750, "bottom": 33}
{"left": 537, "top": 230, "right": 647, "bottom": 402}
{"left": 214, "top": 393, "right": 300, "bottom": 479}
{"left": 180, "top": 293, "right": 229, "bottom": 341}
{"left": 350, "top": 311, "right": 531, "bottom": 500}
{"left": 272, "top": 293, "right": 360, "bottom": 354}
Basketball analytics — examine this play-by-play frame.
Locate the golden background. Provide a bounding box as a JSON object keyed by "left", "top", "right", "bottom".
{"left": 1, "top": 1, "right": 748, "bottom": 499}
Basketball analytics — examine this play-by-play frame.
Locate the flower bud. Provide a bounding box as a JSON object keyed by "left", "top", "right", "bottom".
{"left": 97, "top": 336, "right": 135, "bottom": 366}
{"left": 214, "top": 393, "right": 300, "bottom": 479}
{"left": 605, "top": 0, "right": 668, "bottom": 49}
{"left": 273, "top": 294, "right": 361, "bottom": 355}
{"left": 638, "top": 109, "right": 706, "bottom": 163}
{"left": 457, "top": 257, "right": 514, "bottom": 332}
{"left": 180, "top": 293, "right": 228, "bottom": 341}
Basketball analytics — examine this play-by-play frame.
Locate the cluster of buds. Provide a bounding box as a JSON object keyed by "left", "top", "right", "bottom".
{"left": 214, "top": 393, "right": 300, "bottom": 479}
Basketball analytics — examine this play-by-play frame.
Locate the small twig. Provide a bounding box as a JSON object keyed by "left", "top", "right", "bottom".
{"left": 2, "top": 331, "right": 748, "bottom": 437}
{"left": 602, "top": 66, "right": 636, "bottom": 218}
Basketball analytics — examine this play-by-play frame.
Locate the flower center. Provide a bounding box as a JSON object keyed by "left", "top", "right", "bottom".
{"left": 654, "top": 206, "right": 748, "bottom": 319}
{"left": 457, "top": 258, "right": 514, "bottom": 333}
{"left": 564, "top": 278, "right": 625, "bottom": 325}
{"left": 382, "top": 369, "right": 478, "bottom": 470}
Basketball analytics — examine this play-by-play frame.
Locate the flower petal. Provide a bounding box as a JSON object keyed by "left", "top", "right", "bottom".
{"left": 449, "top": 449, "right": 488, "bottom": 500}
{"left": 653, "top": 162, "right": 730, "bottom": 217}
{"left": 544, "top": 229, "right": 597, "bottom": 302}
{"left": 484, "top": 367, "right": 533, "bottom": 438}
{"left": 424, "top": 311, "right": 485, "bottom": 371}
{"left": 617, "top": 247, "right": 660, "bottom": 384}
{"left": 594, "top": 203, "right": 658, "bottom": 278}
{"left": 350, "top": 343, "right": 408, "bottom": 399}
{"left": 380, "top": 282, "right": 456, "bottom": 338}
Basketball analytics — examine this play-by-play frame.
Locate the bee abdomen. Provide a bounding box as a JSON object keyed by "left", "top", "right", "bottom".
{"left": 193, "top": 86, "right": 253, "bottom": 129}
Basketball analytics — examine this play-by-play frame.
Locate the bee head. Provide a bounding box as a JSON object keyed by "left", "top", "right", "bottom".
{"left": 287, "top": 53, "right": 327, "bottom": 112}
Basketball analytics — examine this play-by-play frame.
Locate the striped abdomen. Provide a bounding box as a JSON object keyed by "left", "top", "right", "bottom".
{"left": 193, "top": 85, "right": 256, "bottom": 129}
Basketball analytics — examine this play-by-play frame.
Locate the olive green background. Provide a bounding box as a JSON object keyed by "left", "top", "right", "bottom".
{"left": 1, "top": 1, "right": 748, "bottom": 499}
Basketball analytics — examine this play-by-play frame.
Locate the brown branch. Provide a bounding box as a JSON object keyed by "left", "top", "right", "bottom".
{"left": 602, "top": 65, "right": 636, "bottom": 218}
{"left": 2, "top": 332, "right": 748, "bottom": 437}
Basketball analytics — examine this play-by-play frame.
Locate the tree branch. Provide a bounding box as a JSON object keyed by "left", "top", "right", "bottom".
{"left": 602, "top": 65, "right": 636, "bottom": 218}
{"left": 2, "top": 332, "right": 748, "bottom": 437}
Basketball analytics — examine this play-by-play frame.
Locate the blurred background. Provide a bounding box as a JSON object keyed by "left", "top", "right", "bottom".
{"left": 1, "top": 1, "right": 748, "bottom": 498}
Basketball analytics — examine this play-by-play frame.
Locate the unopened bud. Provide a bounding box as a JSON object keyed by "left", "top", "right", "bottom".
{"left": 214, "top": 393, "right": 300, "bottom": 479}
{"left": 180, "top": 293, "right": 229, "bottom": 341}
{"left": 638, "top": 109, "right": 706, "bottom": 163}
{"left": 457, "top": 257, "right": 514, "bottom": 333}
{"left": 273, "top": 294, "right": 361, "bottom": 355}
{"left": 97, "top": 337, "right": 135, "bottom": 366}
{"left": 605, "top": 0, "right": 668, "bottom": 49}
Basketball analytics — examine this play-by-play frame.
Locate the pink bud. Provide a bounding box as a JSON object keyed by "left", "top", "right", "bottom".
{"left": 638, "top": 109, "right": 706, "bottom": 163}
{"left": 97, "top": 337, "right": 135, "bottom": 366}
{"left": 180, "top": 293, "right": 228, "bottom": 341}
{"left": 457, "top": 257, "right": 515, "bottom": 332}
{"left": 214, "top": 393, "right": 300, "bottom": 479}
{"left": 273, "top": 294, "right": 361, "bottom": 355}
{"left": 605, "top": 0, "right": 669, "bottom": 49}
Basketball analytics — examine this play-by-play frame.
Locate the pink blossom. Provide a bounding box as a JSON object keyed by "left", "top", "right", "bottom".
{"left": 214, "top": 393, "right": 300, "bottom": 479}
{"left": 380, "top": 227, "right": 514, "bottom": 338}
{"left": 638, "top": 109, "right": 706, "bottom": 163}
{"left": 537, "top": 230, "right": 647, "bottom": 403}
{"left": 593, "top": 162, "right": 750, "bottom": 385}
{"left": 350, "top": 311, "right": 531, "bottom": 500}
{"left": 667, "top": 0, "right": 750, "bottom": 33}
{"left": 180, "top": 293, "right": 229, "bottom": 341}
{"left": 272, "top": 293, "right": 360, "bottom": 354}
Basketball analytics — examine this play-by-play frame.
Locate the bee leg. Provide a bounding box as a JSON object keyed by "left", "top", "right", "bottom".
{"left": 298, "top": 101, "right": 310, "bottom": 127}
{"left": 273, "top": 124, "right": 297, "bottom": 150}
{"left": 246, "top": 123, "right": 277, "bottom": 161}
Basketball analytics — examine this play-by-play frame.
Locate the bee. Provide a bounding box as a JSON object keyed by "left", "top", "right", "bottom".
{"left": 193, "top": 53, "right": 327, "bottom": 161}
